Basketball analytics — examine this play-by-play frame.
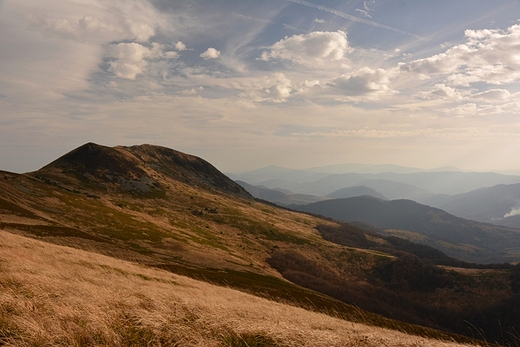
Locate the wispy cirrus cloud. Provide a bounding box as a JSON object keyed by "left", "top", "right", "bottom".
{"left": 282, "top": 0, "right": 423, "bottom": 39}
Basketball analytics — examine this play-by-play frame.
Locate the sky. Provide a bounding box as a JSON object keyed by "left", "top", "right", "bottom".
{"left": 2, "top": 0, "right": 520, "bottom": 174}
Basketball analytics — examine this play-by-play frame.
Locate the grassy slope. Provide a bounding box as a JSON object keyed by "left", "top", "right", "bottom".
{"left": 0, "top": 144, "right": 512, "bottom": 344}
{"left": 0, "top": 230, "right": 484, "bottom": 347}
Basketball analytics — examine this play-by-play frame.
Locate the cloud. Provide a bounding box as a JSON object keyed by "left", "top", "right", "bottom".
{"left": 283, "top": 0, "right": 422, "bottom": 39}
{"left": 402, "top": 23, "right": 520, "bottom": 86}
{"left": 355, "top": 8, "right": 371, "bottom": 18}
{"left": 471, "top": 89, "right": 511, "bottom": 101}
{"left": 20, "top": 0, "right": 164, "bottom": 44}
{"left": 239, "top": 73, "right": 294, "bottom": 103}
{"left": 436, "top": 102, "right": 504, "bottom": 118}
{"left": 326, "top": 67, "right": 397, "bottom": 99}
{"left": 182, "top": 86, "right": 204, "bottom": 95}
{"left": 283, "top": 123, "right": 505, "bottom": 140}
{"left": 175, "top": 41, "right": 187, "bottom": 51}
{"left": 106, "top": 40, "right": 181, "bottom": 80}
{"left": 107, "top": 43, "right": 154, "bottom": 80}
{"left": 127, "top": 21, "right": 155, "bottom": 43}
{"left": 415, "top": 84, "right": 465, "bottom": 100}
{"left": 0, "top": 0, "right": 174, "bottom": 105}
{"left": 261, "top": 31, "right": 350, "bottom": 65}
{"left": 200, "top": 48, "right": 221, "bottom": 60}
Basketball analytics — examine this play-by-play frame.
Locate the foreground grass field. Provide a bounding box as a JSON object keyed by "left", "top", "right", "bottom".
{"left": 0, "top": 230, "right": 485, "bottom": 347}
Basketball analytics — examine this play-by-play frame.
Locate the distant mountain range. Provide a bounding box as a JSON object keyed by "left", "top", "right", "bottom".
{"left": 235, "top": 163, "right": 520, "bottom": 262}
{"left": 424, "top": 183, "right": 520, "bottom": 228}
{"left": 230, "top": 165, "right": 520, "bottom": 197}
{"left": 292, "top": 196, "right": 520, "bottom": 263}
{"left": 232, "top": 165, "right": 520, "bottom": 229}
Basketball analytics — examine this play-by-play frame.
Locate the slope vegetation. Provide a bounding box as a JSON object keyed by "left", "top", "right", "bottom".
{"left": 1, "top": 143, "right": 519, "bottom": 345}
{"left": 0, "top": 230, "right": 483, "bottom": 347}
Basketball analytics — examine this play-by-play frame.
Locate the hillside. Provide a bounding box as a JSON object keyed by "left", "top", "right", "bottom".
{"left": 1, "top": 142, "right": 519, "bottom": 344}
{"left": 0, "top": 230, "right": 482, "bottom": 347}
{"left": 294, "top": 196, "right": 520, "bottom": 263}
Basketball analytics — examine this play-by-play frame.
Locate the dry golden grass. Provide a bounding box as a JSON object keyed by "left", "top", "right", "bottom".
{"left": 0, "top": 230, "right": 484, "bottom": 347}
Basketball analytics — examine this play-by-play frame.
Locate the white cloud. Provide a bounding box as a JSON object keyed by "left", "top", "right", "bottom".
{"left": 182, "top": 86, "right": 204, "bottom": 95}
{"left": 200, "top": 47, "right": 220, "bottom": 60}
{"left": 415, "top": 84, "right": 465, "bottom": 100}
{"left": 239, "top": 73, "right": 293, "bottom": 103}
{"left": 298, "top": 79, "right": 320, "bottom": 92}
{"left": 326, "top": 67, "right": 397, "bottom": 99}
{"left": 175, "top": 41, "right": 187, "bottom": 51}
{"left": 0, "top": 0, "right": 173, "bottom": 103}
{"left": 260, "top": 31, "right": 350, "bottom": 66}
{"left": 471, "top": 89, "right": 511, "bottom": 101}
{"left": 107, "top": 43, "right": 153, "bottom": 80}
{"left": 128, "top": 22, "right": 155, "bottom": 43}
{"left": 437, "top": 102, "right": 504, "bottom": 118}
{"left": 19, "top": 0, "right": 165, "bottom": 45}
{"left": 164, "top": 51, "right": 179, "bottom": 59}
{"left": 403, "top": 23, "right": 520, "bottom": 86}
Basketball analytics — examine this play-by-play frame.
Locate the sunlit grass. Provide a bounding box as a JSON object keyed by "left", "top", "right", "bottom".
{"left": 0, "top": 230, "right": 484, "bottom": 347}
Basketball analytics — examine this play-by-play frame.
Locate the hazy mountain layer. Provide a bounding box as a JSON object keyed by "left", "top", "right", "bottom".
{"left": 236, "top": 180, "right": 326, "bottom": 206}
{"left": 294, "top": 196, "right": 520, "bottom": 263}
{"left": 327, "top": 185, "right": 387, "bottom": 200}
{"left": 423, "top": 183, "right": 520, "bottom": 229}
{"left": 232, "top": 165, "right": 520, "bottom": 198}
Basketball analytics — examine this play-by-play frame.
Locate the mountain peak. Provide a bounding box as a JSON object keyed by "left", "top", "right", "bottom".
{"left": 40, "top": 142, "right": 146, "bottom": 178}
{"left": 36, "top": 143, "right": 251, "bottom": 198}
